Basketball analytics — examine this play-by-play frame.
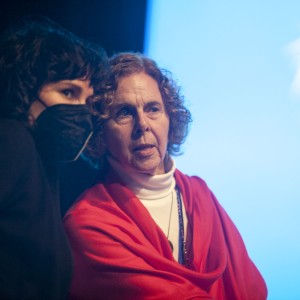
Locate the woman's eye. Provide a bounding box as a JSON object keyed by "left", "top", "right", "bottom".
{"left": 61, "top": 89, "right": 74, "bottom": 98}
{"left": 147, "top": 105, "right": 161, "bottom": 114}
{"left": 116, "top": 107, "right": 132, "bottom": 118}
{"left": 150, "top": 106, "right": 159, "bottom": 112}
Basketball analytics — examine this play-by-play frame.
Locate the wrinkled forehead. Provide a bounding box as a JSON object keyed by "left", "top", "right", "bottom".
{"left": 113, "top": 73, "right": 163, "bottom": 104}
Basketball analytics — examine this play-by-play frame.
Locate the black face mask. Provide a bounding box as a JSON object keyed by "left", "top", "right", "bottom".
{"left": 34, "top": 104, "right": 93, "bottom": 162}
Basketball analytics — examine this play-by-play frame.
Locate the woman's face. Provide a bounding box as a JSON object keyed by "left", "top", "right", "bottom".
{"left": 103, "top": 72, "right": 170, "bottom": 175}
{"left": 29, "top": 78, "right": 94, "bottom": 120}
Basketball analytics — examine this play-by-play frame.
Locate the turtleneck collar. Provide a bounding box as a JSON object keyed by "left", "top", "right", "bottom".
{"left": 107, "top": 155, "right": 176, "bottom": 200}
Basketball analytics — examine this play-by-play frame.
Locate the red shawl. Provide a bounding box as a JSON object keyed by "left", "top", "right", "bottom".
{"left": 63, "top": 168, "right": 267, "bottom": 300}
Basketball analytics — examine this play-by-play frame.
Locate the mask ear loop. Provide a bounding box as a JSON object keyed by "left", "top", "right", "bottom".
{"left": 36, "top": 98, "right": 48, "bottom": 108}
{"left": 73, "top": 130, "right": 94, "bottom": 161}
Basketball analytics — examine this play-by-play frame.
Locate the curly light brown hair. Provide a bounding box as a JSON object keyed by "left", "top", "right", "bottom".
{"left": 87, "top": 52, "right": 192, "bottom": 161}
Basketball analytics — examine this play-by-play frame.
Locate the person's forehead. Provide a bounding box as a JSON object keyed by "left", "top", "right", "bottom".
{"left": 116, "top": 73, "right": 160, "bottom": 93}
{"left": 43, "top": 78, "right": 92, "bottom": 89}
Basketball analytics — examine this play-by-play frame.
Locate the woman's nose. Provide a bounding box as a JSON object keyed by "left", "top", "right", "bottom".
{"left": 133, "top": 113, "right": 150, "bottom": 137}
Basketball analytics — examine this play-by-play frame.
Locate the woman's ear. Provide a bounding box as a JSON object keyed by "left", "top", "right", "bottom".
{"left": 29, "top": 100, "right": 46, "bottom": 121}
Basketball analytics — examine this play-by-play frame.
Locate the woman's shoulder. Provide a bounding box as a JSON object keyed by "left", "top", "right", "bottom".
{"left": 174, "top": 168, "right": 210, "bottom": 190}
{"left": 0, "top": 118, "right": 40, "bottom": 175}
{"left": 0, "top": 118, "right": 35, "bottom": 151}
{"left": 63, "top": 182, "right": 107, "bottom": 217}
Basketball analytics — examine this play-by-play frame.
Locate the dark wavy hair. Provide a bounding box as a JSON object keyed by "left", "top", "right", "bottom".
{"left": 0, "top": 15, "right": 107, "bottom": 127}
{"left": 88, "top": 52, "right": 192, "bottom": 160}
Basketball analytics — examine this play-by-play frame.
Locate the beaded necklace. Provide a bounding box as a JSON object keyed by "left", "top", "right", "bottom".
{"left": 176, "top": 186, "right": 188, "bottom": 266}
{"left": 168, "top": 186, "right": 189, "bottom": 267}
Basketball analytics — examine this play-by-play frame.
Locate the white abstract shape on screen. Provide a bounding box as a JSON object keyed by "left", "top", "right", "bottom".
{"left": 286, "top": 38, "right": 300, "bottom": 97}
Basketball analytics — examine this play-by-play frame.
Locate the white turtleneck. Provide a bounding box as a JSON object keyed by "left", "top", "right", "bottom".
{"left": 107, "top": 156, "right": 187, "bottom": 262}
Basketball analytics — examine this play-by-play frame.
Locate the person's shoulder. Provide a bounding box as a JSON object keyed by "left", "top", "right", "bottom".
{"left": 175, "top": 168, "right": 209, "bottom": 188}
{"left": 64, "top": 183, "right": 102, "bottom": 215}
{"left": 0, "top": 118, "right": 35, "bottom": 145}
{"left": 63, "top": 180, "right": 115, "bottom": 226}
{"left": 0, "top": 118, "right": 38, "bottom": 164}
{"left": 0, "top": 118, "right": 45, "bottom": 205}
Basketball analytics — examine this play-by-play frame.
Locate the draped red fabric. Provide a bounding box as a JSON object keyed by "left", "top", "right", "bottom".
{"left": 63, "top": 168, "right": 267, "bottom": 300}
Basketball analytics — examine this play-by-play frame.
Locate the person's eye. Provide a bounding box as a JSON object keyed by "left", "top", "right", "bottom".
{"left": 116, "top": 107, "right": 133, "bottom": 118}
{"left": 147, "top": 104, "right": 161, "bottom": 114}
{"left": 61, "top": 89, "right": 74, "bottom": 98}
{"left": 150, "top": 106, "right": 160, "bottom": 112}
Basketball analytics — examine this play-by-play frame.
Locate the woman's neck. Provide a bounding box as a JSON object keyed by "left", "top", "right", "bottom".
{"left": 107, "top": 156, "right": 176, "bottom": 200}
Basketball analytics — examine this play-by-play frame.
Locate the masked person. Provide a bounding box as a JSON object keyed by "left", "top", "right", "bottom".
{"left": 64, "top": 52, "right": 267, "bottom": 299}
{"left": 0, "top": 15, "right": 107, "bottom": 299}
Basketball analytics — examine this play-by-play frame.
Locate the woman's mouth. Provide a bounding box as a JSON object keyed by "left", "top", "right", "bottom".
{"left": 133, "top": 144, "right": 156, "bottom": 157}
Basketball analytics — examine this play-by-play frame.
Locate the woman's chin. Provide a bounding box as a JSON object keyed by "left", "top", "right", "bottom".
{"left": 131, "top": 161, "right": 165, "bottom": 176}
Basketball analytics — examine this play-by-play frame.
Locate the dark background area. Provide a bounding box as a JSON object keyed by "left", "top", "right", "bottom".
{"left": 0, "top": 0, "right": 149, "bottom": 214}
{"left": 0, "top": 0, "right": 148, "bottom": 55}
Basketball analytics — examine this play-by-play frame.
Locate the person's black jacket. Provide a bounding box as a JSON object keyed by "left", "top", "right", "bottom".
{"left": 0, "top": 118, "right": 72, "bottom": 299}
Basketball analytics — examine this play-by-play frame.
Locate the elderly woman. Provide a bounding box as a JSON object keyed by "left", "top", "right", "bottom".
{"left": 63, "top": 52, "right": 267, "bottom": 299}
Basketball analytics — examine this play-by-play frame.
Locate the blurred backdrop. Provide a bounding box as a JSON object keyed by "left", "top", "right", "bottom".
{"left": 145, "top": 1, "right": 300, "bottom": 299}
